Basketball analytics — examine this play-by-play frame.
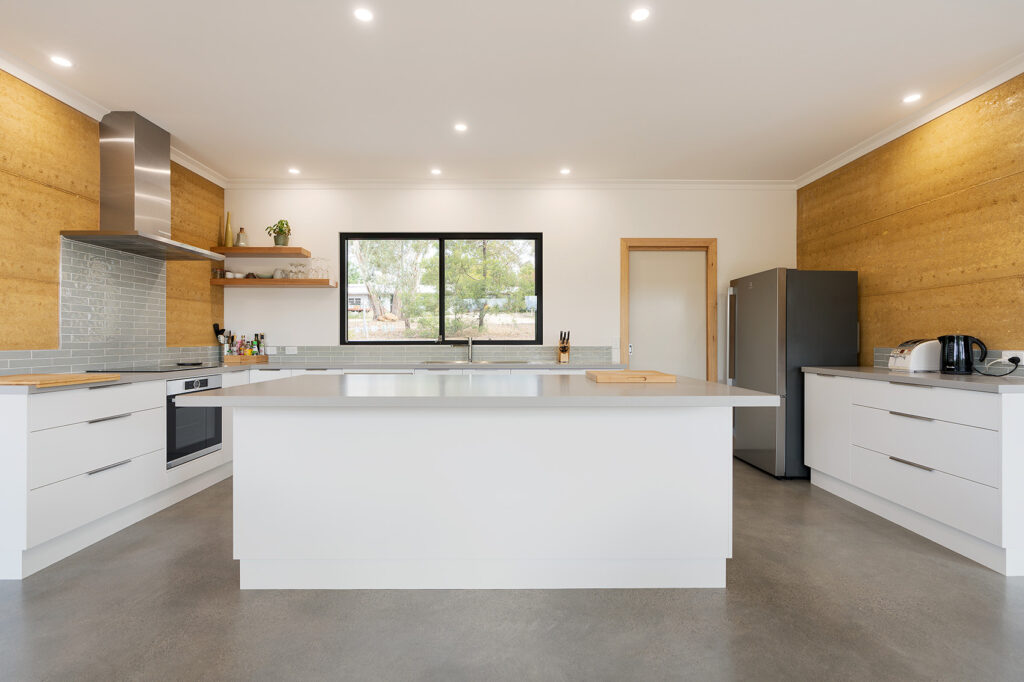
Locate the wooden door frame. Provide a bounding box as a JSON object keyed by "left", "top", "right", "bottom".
{"left": 620, "top": 238, "right": 718, "bottom": 381}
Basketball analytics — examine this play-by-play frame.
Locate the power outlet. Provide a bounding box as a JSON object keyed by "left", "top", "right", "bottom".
{"left": 285, "top": 346, "right": 298, "bottom": 355}
{"left": 1000, "top": 350, "right": 1024, "bottom": 363}
{"left": 265, "top": 346, "right": 277, "bottom": 355}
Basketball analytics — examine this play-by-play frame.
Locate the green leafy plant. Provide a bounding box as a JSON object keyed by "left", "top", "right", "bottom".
{"left": 265, "top": 219, "right": 291, "bottom": 237}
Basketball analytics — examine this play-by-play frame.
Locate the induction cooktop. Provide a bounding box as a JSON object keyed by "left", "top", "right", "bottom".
{"left": 86, "top": 362, "right": 221, "bottom": 373}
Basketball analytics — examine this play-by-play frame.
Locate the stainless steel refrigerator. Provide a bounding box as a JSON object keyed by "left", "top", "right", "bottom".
{"left": 728, "top": 268, "right": 858, "bottom": 478}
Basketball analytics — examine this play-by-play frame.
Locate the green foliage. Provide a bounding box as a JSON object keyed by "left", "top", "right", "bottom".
{"left": 265, "top": 219, "right": 291, "bottom": 237}
{"left": 347, "top": 237, "right": 536, "bottom": 340}
{"left": 444, "top": 239, "right": 535, "bottom": 335}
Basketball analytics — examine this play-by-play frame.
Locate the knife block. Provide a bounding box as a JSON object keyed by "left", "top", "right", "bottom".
{"left": 557, "top": 343, "right": 570, "bottom": 364}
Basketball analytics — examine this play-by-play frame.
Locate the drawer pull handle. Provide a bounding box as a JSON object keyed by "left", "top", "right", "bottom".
{"left": 888, "top": 410, "right": 933, "bottom": 422}
{"left": 87, "top": 383, "right": 123, "bottom": 390}
{"left": 86, "top": 459, "right": 132, "bottom": 476}
{"left": 888, "top": 381, "right": 933, "bottom": 388}
{"left": 888, "top": 456, "right": 934, "bottom": 472}
{"left": 87, "top": 412, "right": 132, "bottom": 424}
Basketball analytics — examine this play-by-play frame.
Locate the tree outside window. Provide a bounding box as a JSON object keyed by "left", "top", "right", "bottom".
{"left": 342, "top": 233, "right": 542, "bottom": 344}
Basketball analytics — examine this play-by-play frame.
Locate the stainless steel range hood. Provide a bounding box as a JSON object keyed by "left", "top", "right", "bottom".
{"left": 61, "top": 111, "right": 224, "bottom": 262}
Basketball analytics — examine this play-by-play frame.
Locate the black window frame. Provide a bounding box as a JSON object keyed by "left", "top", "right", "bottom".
{"left": 340, "top": 232, "right": 543, "bottom": 345}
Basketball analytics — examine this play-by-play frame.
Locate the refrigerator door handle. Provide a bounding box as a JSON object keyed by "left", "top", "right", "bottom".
{"left": 728, "top": 289, "right": 737, "bottom": 381}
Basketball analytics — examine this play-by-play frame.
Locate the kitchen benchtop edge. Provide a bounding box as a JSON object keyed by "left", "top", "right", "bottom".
{"left": 0, "top": 362, "right": 626, "bottom": 394}
{"left": 176, "top": 373, "right": 780, "bottom": 408}
{"left": 802, "top": 366, "right": 1024, "bottom": 393}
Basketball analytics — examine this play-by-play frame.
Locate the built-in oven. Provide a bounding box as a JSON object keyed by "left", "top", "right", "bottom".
{"left": 166, "top": 375, "right": 222, "bottom": 469}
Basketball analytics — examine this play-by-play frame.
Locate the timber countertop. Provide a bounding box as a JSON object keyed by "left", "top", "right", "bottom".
{"left": 802, "top": 366, "right": 1024, "bottom": 393}
{"left": 176, "top": 373, "right": 779, "bottom": 408}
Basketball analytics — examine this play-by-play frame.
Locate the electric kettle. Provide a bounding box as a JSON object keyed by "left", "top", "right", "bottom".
{"left": 938, "top": 335, "right": 986, "bottom": 375}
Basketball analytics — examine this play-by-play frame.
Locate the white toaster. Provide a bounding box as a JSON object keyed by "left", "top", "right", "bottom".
{"left": 888, "top": 339, "right": 940, "bottom": 372}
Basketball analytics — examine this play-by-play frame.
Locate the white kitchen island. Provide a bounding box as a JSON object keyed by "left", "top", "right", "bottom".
{"left": 178, "top": 373, "right": 778, "bottom": 589}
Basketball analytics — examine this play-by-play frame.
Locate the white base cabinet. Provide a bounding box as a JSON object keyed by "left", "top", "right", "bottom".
{"left": 804, "top": 371, "right": 1024, "bottom": 575}
{"left": 0, "top": 377, "right": 234, "bottom": 580}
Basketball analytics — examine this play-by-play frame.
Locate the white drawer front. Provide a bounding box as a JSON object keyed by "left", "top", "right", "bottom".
{"left": 27, "top": 407, "right": 164, "bottom": 490}
{"left": 291, "top": 369, "right": 344, "bottom": 376}
{"left": 29, "top": 381, "right": 164, "bottom": 432}
{"left": 850, "top": 445, "right": 1001, "bottom": 545}
{"left": 850, "top": 379, "right": 998, "bottom": 430}
{"left": 851, "top": 405, "right": 1000, "bottom": 488}
{"left": 27, "top": 449, "right": 167, "bottom": 547}
{"left": 221, "top": 370, "right": 250, "bottom": 387}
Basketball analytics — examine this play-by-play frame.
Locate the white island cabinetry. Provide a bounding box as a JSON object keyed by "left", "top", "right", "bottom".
{"left": 179, "top": 372, "right": 778, "bottom": 590}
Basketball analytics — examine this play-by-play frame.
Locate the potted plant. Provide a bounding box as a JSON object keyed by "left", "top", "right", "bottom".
{"left": 266, "top": 219, "right": 291, "bottom": 246}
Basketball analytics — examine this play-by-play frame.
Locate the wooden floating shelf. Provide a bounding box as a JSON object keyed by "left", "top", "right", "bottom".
{"left": 210, "top": 246, "right": 311, "bottom": 258}
{"left": 211, "top": 278, "right": 337, "bottom": 288}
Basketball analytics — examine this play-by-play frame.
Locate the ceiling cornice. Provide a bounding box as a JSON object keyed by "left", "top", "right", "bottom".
{"left": 0, "top": 50, "right": 108, "bottom": 121}
{"left": 793, "top": 50, "right": 1024, "bottom": 189}
{"left": 170, "top": 148, "right": 229, "bottom": 188}
{"left": 224, "top": 178, "right": 797, "bottom": 191}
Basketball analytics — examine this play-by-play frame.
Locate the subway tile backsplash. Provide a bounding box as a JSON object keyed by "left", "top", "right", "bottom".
{"left": 262, "top": 344, "right": 614, "bottom": 366}
{"left": 0, "top": 240, "right": 218, "bottom": 375}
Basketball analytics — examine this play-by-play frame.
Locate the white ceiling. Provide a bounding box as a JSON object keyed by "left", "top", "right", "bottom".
{"left": 2, "top": 0, "right": 1024, "bottom": 182}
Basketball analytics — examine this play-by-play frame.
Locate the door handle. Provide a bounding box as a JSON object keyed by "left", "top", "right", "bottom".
{"left": 86, "top": 459, "right": 132, "bottom": 476}
{"left": 888, "top": 410, "right": 934, "bottom": 422}
{"left": 888, "top": 456, "right": 934, "bottom": 472}
{"left": 87, "top": 412, "right": 131, "bottom": 424}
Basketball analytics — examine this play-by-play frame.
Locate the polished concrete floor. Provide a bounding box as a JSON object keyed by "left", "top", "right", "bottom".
{"left": 2, "top": 461, "right": 1022, "bottom": 681}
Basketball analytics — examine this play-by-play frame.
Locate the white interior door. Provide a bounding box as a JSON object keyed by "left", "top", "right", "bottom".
{"left": 628, "top": 250, "right": 706, "bottom": 379}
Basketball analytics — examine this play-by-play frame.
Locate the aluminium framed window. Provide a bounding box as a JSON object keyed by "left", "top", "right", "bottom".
{"left": 340, "top": 232, "right": 542, "bottom": 345}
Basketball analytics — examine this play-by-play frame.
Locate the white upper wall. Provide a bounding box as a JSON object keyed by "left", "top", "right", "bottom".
{"left": 223, "top": 185, "right": 796, "bottom": 378}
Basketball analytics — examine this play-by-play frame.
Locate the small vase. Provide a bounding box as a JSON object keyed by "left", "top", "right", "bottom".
{"left": 234, "top": 227, "right": 248, "bottom": 247}
{"left": 223, "top": 211, "right": 232, "bottom": 247}
{"left": 274, "top": 234, "right": 289, "bottom": 246}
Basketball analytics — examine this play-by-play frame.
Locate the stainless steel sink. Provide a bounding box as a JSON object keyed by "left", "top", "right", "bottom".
{"left": 420, "top": 360, "right": 545, "bottom": 366}
{"left": 472, "top": 360, "right": 531, "bottom": 364}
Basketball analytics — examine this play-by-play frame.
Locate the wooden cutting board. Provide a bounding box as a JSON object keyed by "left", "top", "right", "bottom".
{"left": 585, "top": 370, "right": 677, "bottom": 383}
{"left": 0, "top": 373, "right": 121, "bottom": 388}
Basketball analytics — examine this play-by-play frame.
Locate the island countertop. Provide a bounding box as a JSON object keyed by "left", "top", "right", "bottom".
{"left": 177, "top": 372, "right": 780, "bottom": 408}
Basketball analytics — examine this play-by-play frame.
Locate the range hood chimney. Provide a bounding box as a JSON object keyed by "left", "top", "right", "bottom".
{"left": 61, "top": 111, "right": 224, "bottom": 262}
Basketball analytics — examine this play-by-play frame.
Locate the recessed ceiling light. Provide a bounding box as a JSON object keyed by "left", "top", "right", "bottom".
{"left": 354, "top": 7, "right": 374, "bottom": 22}
{"left": 288, "top": 168, "right": 301, "bottom": 175}
{"left": 50, "top": 55, "right": 73, "bottom": 68}
{"left": 902, "top": 92, "right": 922, "bottom": 104}
{"left": 431, "top": 168, "right": 442, "bottom": 176}
{"left": 560, "top": 168, "right": 571, "bottom": 175}
{"left": 453, "top": 122, "right": 468, "bottom": 133}
{"left": 630, "top": 7, "right": 651, "bottom": 22}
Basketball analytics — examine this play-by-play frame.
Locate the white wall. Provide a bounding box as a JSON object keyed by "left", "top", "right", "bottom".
{"left": 223, "top": 184, "right": 796, "bottom": 378}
